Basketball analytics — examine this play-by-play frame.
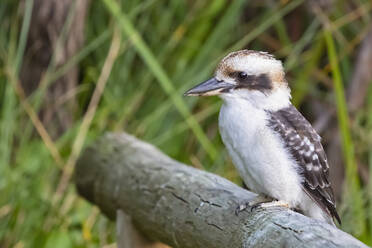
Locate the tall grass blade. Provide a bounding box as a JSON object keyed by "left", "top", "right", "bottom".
{"left": 101, "top": 0, "right": 218, "bottom": 160}
{"left": 15, "top": 0, "right": 33, "bottom": 74}
{"left": 324, "top": 29, "right": 366, "bottom": 238}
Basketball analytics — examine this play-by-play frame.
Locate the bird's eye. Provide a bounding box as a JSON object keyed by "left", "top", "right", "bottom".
{"left": 238, "top": 72, "right": 248, "bottom": 79}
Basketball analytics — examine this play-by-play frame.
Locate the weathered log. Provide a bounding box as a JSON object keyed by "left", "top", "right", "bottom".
{"left": 75, "top": 132, "right": 368, "bottom": 248}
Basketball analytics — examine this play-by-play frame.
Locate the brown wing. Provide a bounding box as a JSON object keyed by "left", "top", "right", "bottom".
{"left": 268, "top": 105, "right": 341, "bottom": 224}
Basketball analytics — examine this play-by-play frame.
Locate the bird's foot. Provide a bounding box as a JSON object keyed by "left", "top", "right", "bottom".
{"left": 235, "top": 194, "right": 273, "bottom": 215}
{"left": 235, "top": 202, "right": 250, "bottom": 216}
{"left": 251, "top": 200, "right": 290, "bottom": 211}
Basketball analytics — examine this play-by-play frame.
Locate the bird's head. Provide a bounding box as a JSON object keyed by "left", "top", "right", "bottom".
{"left": 184, "top": 50, "right": 291, "bottom": 110}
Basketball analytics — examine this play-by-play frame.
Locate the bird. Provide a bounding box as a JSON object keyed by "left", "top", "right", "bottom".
{"left": 184, "top": 50, "right": 341, "bottom": 225}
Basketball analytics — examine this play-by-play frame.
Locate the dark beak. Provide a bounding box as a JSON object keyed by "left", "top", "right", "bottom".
{"left": 184, "top": 77, "right": 234, "bottom": 96}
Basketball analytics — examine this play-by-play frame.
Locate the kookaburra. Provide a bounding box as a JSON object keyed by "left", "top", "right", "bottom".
{"left": 184, "top": 50, "right": 340, "bottom": 225}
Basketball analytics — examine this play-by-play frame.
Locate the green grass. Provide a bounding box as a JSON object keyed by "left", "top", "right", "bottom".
{"left": 324, "top": 29, "right": 366, "bottom": 241}
{"left": 1, "top": 0, "right": 372, "bottom": 247}
{"left": 102, "top": 0, "right": 218, "bottom": 160}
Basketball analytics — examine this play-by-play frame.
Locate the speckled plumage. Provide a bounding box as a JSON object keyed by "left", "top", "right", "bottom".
{"left": 267, "top": 105, "right": 340, "bottom": 224}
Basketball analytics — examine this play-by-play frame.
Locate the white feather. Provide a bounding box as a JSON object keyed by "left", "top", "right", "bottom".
{"left": 218, "top": 91, "right": 333, "bottom": 224}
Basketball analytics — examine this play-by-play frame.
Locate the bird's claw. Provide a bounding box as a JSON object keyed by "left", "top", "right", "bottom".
{"left": 235, "top": 198, "right": 289, "bottom": 215}
{"left": 234, "top": 201, "right": 268, "bottom": 215}
{"left": 235, "top": 202, "right": 249, "bottom": 216}
{"left": 253, "top": 200, "right": 290, "bottom": 210}
{"left": 249, "top": 202, "right": 262, "bottom": 212}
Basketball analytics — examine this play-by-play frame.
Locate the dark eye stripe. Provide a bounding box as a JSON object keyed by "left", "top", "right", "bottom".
{"left": 233, "top": 73, "right": 272, "bottom": 91}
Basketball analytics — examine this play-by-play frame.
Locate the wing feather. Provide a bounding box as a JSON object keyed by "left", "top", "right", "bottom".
{"left": 267, "top": 105, "right": 341, "bottom": 224}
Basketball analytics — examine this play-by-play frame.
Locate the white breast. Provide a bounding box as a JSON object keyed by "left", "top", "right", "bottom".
{"left": 218, "top": 97, "right": 304, "bottom": 207}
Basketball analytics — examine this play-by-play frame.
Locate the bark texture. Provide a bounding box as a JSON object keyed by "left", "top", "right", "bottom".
{"left": 116, "top": 210, "right": 170, "bottom": 248}
{"left": 75, "top": 132, "right": 368, "bottom": 248}
{"left": 20, "top": 0, "right": 90, "bottom": 136}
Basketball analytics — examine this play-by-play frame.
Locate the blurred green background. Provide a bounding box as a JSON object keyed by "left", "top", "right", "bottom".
{"left": 1, "top": 0, "right": 372, "bottom": 247}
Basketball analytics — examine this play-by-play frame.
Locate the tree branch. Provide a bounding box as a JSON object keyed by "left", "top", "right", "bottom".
{"left": 75, "top": 133, "right": 367, "bottom": 248}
